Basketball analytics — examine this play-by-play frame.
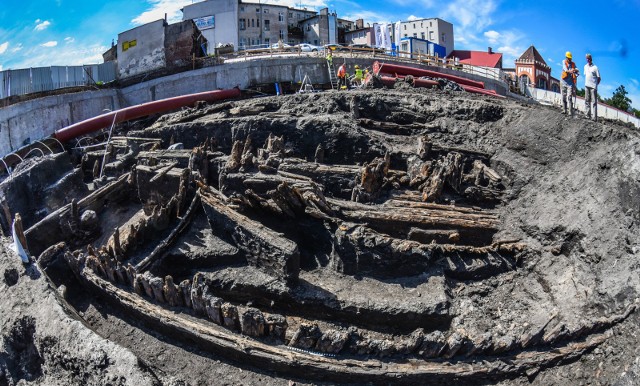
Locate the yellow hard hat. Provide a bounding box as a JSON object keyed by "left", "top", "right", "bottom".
{"left": 565, "top": 51, "right": 572, "bottom": 59}
{"left": 355, "top": 65, "right": 360, "bottom": 69}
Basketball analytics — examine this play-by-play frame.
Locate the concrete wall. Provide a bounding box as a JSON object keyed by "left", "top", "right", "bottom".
{"left": 182, "top": 0, "right": 238, "bottom": 54}
{"left": 118, "top": 20, "right": 166, "bottom": 78}
{"left": 0, "top": 90, "right": 119, "bottom": 156}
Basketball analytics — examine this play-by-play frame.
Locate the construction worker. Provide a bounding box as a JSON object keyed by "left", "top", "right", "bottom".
{"left": 337, "top": 63, "right": 347, "bottom": 89}
{"left": 561, "top": 51, "right": 579, "bottom": 116}
{"left": 326, "top": 50, "right": 333, "bottom": 67}
{"left": 354, "top": 65, "right": 363, "bottom": 86}
{"left": 583, "top": 53, "right": 601, "bottom": 122}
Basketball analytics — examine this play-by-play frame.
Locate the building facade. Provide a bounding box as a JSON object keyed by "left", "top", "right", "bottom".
{"left": 116, "top": 19, "right": 204, "bottom": 79}
{"left": 182, "top": 0, "right": 327, "bottom": 52}
{"left": 181, "top": 0, "right": 240, "bottom": 53}
{"left": 515, "top": 45, "right": 560, "bottom": 92}
{"left": 394, "top": 18, "right": 453, "bottom": 56}
{"left": 398, "top": 37, "right": 446, "bottom": 59}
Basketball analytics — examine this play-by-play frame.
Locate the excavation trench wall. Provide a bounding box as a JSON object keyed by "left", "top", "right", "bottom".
{"left": 0, "top": 57, "right": 507, "bottom": 157}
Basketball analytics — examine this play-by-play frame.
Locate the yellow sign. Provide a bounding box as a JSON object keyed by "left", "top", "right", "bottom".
{"left": 122, "top": 40, "right": 137, "bottom": 51}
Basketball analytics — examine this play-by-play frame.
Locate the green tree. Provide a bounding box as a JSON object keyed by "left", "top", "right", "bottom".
{"left": 604, "top": 85, "right": 632, "bottom": 111}
{"left": 634, "top": 108, "right": 640, "bottom": 119}
{"left": 576, "top": 87, "right": 585, "bottom": 97}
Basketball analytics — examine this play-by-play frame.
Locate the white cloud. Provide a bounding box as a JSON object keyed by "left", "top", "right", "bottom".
{"left": 0, "top": 64, "right": 3, "bottom": 71}
{"left": 41, "top": 41, "right": 58, "bottom": 47}
{"left": 132, "top": 0, "right": 204, "bottom": 25}
{"left": 34, "top": 20, "right": 51, "bottom": 31}
{"left": 342, "top": 10, "right": 394, "bottom": 24}
{"left": 483, "top": 30, "right": 500, "bottom": 44}
{"left": 407, "top": 15, "right": 421, "bottom": 21}
{"left": 12, "top": 44, "right": 23, "bottom": 53}
{"left": 64, "top": 37, "right": 75, "bottom": 43}
{"left": 262, "top": 0, "right": 327, "bottom": 8}
{"left": 0, "top": 41, "right": 8, "bottom": 54}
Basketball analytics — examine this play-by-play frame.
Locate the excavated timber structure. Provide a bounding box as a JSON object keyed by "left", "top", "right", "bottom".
{"left": 2, "top": 88, "right": 637, "bottom": 384}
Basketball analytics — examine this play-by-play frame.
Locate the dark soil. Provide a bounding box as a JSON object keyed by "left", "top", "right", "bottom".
{"left": 2, "top": 86, "right": 640, "bottom": 385}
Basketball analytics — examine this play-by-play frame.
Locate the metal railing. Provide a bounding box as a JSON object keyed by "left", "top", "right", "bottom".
{"left": 524, "top": 84, "right": 640, "bottom": 128}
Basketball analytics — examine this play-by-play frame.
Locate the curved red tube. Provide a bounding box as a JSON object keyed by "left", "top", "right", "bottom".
{"left": 54, "top": 88, "right": 242, "bottom": 143}
{"left": 378, "top": 62, "right": 485, "bottom": 89}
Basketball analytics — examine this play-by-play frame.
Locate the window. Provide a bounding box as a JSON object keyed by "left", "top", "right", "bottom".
{"left": 256, "top": 8, "right": 259, "bottom": 12}
{"left": 239, "top": 19, "right": 246, "bottom": 30}
{"left": 251, "top": 19, "right": 255, "bottom": 28}
{"left": 298, "top": 13, "right": 301, "bottom": 19}
{"left": 430, "top": 21, "right": 432, "bottom": 27}
{"left": 288, "top": 12, "right": 293, "bottom": 18}
{"left": 441, "top": 33, "right": 445, "bottom": 43}
{"left": 264, "top": 8, "right": 269, "bottom": 14}
{"left": 413, "top": 33, "right": 417, "bottom": 38}
{"left": 280, "top": 30, "right": 285, "bottom": 40}
{"left": 306, "top": 24, "right": 310, "bottom": 31}
{"left": 240, "top": 6, "right": 245, "bottom": 12}
{"left": 314, "top": 39, "right": 318, "bottom": 45}
{"left": 265, "top": 38, "right": 270, "bottom": 45}
{"left": 429, "top": 31, "right": 434, "bottom": 40}
{"left": 264, "top": 19, "right": 270, "bottom": 31}
{"left": 404, "top": 34, "right": 407, "bottom": 37}
{"left": 257, "top": 20, "right": 260, "bottom": 28}
{"left": 413, "top": 23, "right": 416, "bottom": 28}
{"left": 403, "top": 25, "right": 406, "bottom": 30}
{"left": 279, "top": 12, "right": 284, "bottom": 22}
{"left": 421, "top": 22, "right": 423, "bottom": 27}
{"left": 401, "top": 42, "right": 408, "bottom": 51}
{"left": 421, "top": 32, "right": 425, "bottom": 39}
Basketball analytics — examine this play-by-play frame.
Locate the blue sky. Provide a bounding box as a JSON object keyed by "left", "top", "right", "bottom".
{"left": 0, "top": 0, "right": 638, "bottom": 108}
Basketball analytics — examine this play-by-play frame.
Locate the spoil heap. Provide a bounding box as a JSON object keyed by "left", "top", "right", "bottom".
{"left": 2, "top": 86, "right": 640, "bottom": 385}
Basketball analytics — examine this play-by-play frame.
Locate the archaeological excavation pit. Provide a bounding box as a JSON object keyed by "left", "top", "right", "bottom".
{"left": 2, "top": 86, "right": 640, "bottom": 385}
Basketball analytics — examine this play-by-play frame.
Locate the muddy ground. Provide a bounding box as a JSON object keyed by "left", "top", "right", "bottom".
{"left": 2, "top": 85, "right": 640, "bottom": 385}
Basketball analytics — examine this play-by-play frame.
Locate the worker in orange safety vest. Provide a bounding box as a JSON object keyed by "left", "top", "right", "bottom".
{"left": 337, "top": 63, "right": 347, "bottom": 89}
{"left": 561, "top": 51, "right": 579, "bottom": 116}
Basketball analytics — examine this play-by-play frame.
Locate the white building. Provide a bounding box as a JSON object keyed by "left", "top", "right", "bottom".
{"left": 394, "top": 18, "right": 453, "bottom": 56}
{"left": 181, "top": 0, "right": 240, "bottom": 53}
{"left": 181, "top": 0, "right": 326, "bottom": 52}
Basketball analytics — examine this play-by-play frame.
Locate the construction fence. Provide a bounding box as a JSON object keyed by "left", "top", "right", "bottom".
{"left": 0, "top": 62, "right": 117, "bottom": 99}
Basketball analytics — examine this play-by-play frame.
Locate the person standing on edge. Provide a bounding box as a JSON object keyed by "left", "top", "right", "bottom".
{"left": 561, "top": 51, "right": 579, "bottom": 116}
{"left": 584, "top": 53, "right": 601, "bottom": 122}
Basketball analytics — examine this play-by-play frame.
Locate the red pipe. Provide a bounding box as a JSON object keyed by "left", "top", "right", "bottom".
{"left": 461, "top": 85, "right": 505, "bottom": 98}
{"left": 412, "top": 78, "right": 440, "bottom": 88}
{"left": 378, "top": 62, "right": 485, "bottom": 89}
{"left": 54, "top": 88, "right": 242, "bottom": 143}
{"left": 380, "top": 76, "right": 439, "bottom": 89}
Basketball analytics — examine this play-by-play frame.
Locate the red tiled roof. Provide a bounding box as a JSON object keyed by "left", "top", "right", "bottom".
{"left": 447, "top": 50, "right": 503, "bottom": 68}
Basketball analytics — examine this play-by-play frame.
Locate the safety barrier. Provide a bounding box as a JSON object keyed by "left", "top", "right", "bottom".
{"left": 524, "top": 85, "right": 640, "bottom": 128}
{"left": 0, "top": 62, "right": 117, "bottom": 99}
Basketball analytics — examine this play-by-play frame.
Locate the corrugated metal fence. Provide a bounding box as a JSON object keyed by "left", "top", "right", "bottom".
{"left": 0, "top": 61, "right": 116, "bottom": 99}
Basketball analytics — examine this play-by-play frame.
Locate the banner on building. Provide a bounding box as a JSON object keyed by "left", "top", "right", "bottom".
{"left": 374, "top": 23, "right": 391, "bottom": 49}
{"left": 194, "top": 15, "right": 215, "bottom": 30}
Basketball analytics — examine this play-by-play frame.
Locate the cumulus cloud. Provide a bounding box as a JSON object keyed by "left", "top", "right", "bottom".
{"left": 41, "top": 41, "right": 58, "bottom": 47}
{"left": 407, "top": 15, "right": 421, "bottom": 21}
{"left": 34, "top": 20, "right": 51, "bottom": 31}
{"left": 0, "top": 41, "right": 8, "bottom": 54}
{"left": 483, "top": 30, "right": 500, "bottom": 45}
{"left": 132, "top": 0, "right": 204, "bottom": 25}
